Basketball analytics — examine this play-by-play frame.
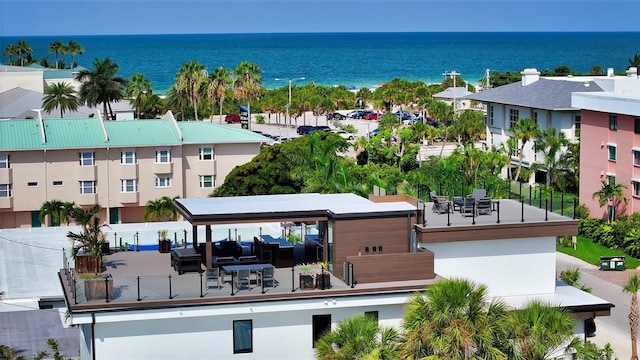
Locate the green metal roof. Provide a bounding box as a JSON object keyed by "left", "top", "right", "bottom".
{"left": 103, "top": 120, "right": 181, "bottom": 146}
{"left": 0, "top": 118, "right": 265, "bottom": 151}
{"left": 178, "top": 122, "right": 268, "bottom": 144}
{"left": 43, "top": 66, "right": 87, "bottom": 80}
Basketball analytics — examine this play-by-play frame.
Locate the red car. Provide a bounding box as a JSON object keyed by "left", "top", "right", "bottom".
{"left": 363, "top": 112, "right": 381, "bottom": 120}
{"left": 225, "top": 114, "right": 241, "bottom": 123}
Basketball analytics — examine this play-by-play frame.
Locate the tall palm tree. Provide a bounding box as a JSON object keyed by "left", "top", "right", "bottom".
{"left": 506, "top": 300, "right": 576, "bottom": 360}
{"left": 175, "top": 60, "right": 207, "bottom": 121}
{"left": 42, "top": 82, "right": 80, "bottom": 118}
{"left": 592, "top": 179, "right": 628, "bottom": 222}
{"left": 207, "top": 66, "right": 232, "bottom": 123}
{"left": 402, "top": 278, "right": 508, "bottom": 359}
{"left": 511, "top": 118, "right": 541, "bottom": 181}
{"left": 126, "top": 72, "right": 152, "bottom": 119}
{"left": 66, "top": 40, "right": 84, "bottom": 68}
{"left": 16, "top": 39, "right": 31, "bottom": 66}
{"left": 315, "top": 314, "right": 402, "bottom": 360}
{"left": 450, "top": 109, "right": 485, "bottom": 145}
{"left": 48, "top": 39, "right": 66, "bottom": 69}
{"left": 75, "top": 57, "right": 127, "bottom": 120}
{"left": 233, "top": 61, "right": 262, "bottom": 130}
{"left": 624, "top": 273, "right": 640, "bottom": 360}
{"left": 3, "top": 44, "right": 19, "bottom": 66}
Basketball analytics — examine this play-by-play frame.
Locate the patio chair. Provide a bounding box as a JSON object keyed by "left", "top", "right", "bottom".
{"left": 430, "top": 191, "right": 451, "bottom": 214}
{"left": 257, "top": 267, "right": 275, "bottom": 288}
{"left": 471, "top": 189, "right": 487, "bottom": 199}
{"left": 233, "top": 269, "right": 251, "bottom": 291}
{"left": 476, "top": 197, "right": 492, "bottom": 215}
{"left": 460, "top": 197, "right": 476, "bottom": 217}
{"left": 204, "top": 266, "right": 222, "bottom": 289}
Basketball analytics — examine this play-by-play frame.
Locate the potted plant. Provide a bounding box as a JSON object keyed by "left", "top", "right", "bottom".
{"left": 67, "top": 205, "right": 113, "bottom": 300}
{"left": 297, "top": 263, "right": 315, "bottom": 290}
{"left": 315, "top": 261, "right": 331, "bottom": 290}
{"left": 158, "top": 229, "right": 171, "bottom": 253}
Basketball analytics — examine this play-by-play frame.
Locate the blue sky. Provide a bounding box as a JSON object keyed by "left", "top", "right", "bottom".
{"left": 1, "top": 0, "right": 639, "bottom": 37}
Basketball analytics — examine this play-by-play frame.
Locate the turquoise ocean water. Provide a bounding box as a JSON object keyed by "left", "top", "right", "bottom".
{"left": 2, "top": 32, "right": 638, "bottom": 94}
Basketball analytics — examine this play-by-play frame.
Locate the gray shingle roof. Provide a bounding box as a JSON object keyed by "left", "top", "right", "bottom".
{"left": 464, "top": 79, "right": 603, "bottom": 110}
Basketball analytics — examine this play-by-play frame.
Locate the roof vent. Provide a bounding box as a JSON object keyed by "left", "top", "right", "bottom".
{"left": 607, "top": 68, "right": 615, "bottom": 77}
{"left": 626, "top": 67, "right": 638, "bottom": 78}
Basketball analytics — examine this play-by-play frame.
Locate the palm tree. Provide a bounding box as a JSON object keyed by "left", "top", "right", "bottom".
{"left": 39, "top": 199, "right": 65, "bottom": 227}
{"left": 629, "top": 52, "right": 640, "bottom": 68}
{"left": 66, "top": 40, "right": 84, "bottom": 68}
{"left": 511, "top": 118, "right": 541, "bottom": 181}
{"left": 3, "top": 44, "right": 19, "bottom": 65}
{"left": 126, "top": 72, "right": 152, "bottom": 119}
{"left": 623, "top": 273, "right": 640, "bottom": 360}
{"left": 48, "top": 39, "right": 66, "bottom": 69}
{"left": 506, "top": 300, "right": 576, "bottom": 360}
{"left": 559, "top": 268, "right": 592, "bottom": 293}
{"left": 42, "top": 82, "right": 80, "bottom": 118}
{"left": 16, "top": 39, "right": 31, "bottom": 66}
{"left": 315, "top": 314, "right": 402, "bottom": 360}
{"left": 402, "top": 277, "right": 508, "bottom": 359}
{"left": 233, "top": 61, "right": 262, "bottom": 130}
{"left": 175, "top": 60, "right": 207, "bottom": 121}
{"left": 75, "top": 57, "right": 127, "bottom": 120}
{"left": 592, "top": 179, "right": 628, "bottom": 222}
{"left": 143, "top": 196, "right": 177, "bottom": 222}
{"left": 450, "top": 109, "right": 485, "bottom": 145}
{"left": 531, "top": 126, "right": 569, "bottom": 188}
{"left": 207, "top": 66, "right": 232, "bottom": 123}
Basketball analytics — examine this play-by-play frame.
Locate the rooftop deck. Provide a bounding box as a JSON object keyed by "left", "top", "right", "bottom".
{"left": 60, "top": 250, "right": 436, "bottom": 312}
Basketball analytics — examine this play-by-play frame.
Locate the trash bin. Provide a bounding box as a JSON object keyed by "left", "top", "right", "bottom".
{"left": 599, "top": 256, "right": 626, "bottom": 271}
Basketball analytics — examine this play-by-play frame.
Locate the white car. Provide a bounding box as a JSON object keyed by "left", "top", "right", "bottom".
{"left": 330, "top": 130, "right": 355, "bottom": 140}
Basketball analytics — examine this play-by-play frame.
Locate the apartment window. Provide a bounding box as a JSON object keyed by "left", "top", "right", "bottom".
{"left": 27, "top": 182, "right": 38, "bottom": 187}
{"left": 575, "top": 115, "right": 581, "bottom": 137}
{"left": 199, "top": 175, "right": 214, "bottom": 188}
{"left": 155, "top": 150, "right": 171, "bottom": 163}
{"left": 607, "top": 174, "right": 616, "bottom": 185}
{"left": 233, "top": 320, "right": 253, "bottom": 354}
{"left": 488, "top": 105, "right": 494, "bottom": 126}
{"left": 509, "top": 109, "right": 519, "bottom": 128}
{"left": 0, "top": 154, "right": 9, "bottom": 169}
{"left": 607, "top": 144, "right": 617, "bottom": 161}
{"left": 121, "top": 179, "right": 138, "bottom": 193}
{"left": 533, "top": 111, "right": 538, "bottom": 124}
{"left": 199, "top": 147, "right": 215, "bottom": 161}
{"left": 634, "top": 149, "right": 640, "bottom": 166}
{"left": 79, "top": 180, "right": 96, "bottom": 194}
{"left": 635, "top": 118, "right": 640, "bottom": 134}
{"left": 121, "top": 151, "right": 137, "bottom": 164}
{"left": 312, "top": 315, "right": 332, "bottom": 348}
{"left": 632, "top": 179, "right": 640, "bottom": 198}
{"left": 53, "top": 180, "right": 63, "bottom": 186}
{"left": 609, "top": 115, "right": 618, "bottom": 130}
{"left": 155, "top": 177, "right": 171, "bottom": 188}
{"left": 0, "top": 184, "right": 11, "bottom": 197}
{"left": 79, "top": 152, "right": 95, "bottom": 166}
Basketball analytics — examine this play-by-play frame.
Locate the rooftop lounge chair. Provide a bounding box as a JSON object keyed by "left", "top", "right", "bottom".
{"left": 460, "top": 197, "right": 476, "bottom": 217}
{"left": 476, "top": 197, "right": 493, "bottom": 215}
{"left": 430, "top": 191, "right": 451, "bottom": 214}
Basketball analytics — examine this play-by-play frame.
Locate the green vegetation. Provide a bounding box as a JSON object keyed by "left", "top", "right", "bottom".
{"left": 557, "top": 236, "right": 640, "bottom": 269}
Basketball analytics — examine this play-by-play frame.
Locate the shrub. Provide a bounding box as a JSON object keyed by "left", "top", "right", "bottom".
{"left": 338, "top": 124, "right": 357, "bottom": 134}
{"left": 256, "top": 114, "right": 265, "bottom": 124}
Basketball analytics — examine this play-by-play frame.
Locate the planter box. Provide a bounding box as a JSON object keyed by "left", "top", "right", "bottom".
{"left": 299, "top": 274, "right": 315, "bottom": 290}
{"left": 75, "top": 254, "right": 102, "bottom": 274}
{"left": 158, "top": 239, "right": 171, "bottom": 253}
{"left": 316, "top": 272, "right": 331, "bottom": 290}
{"left": 84, "top": 277, "right": 114, "bottom": 301}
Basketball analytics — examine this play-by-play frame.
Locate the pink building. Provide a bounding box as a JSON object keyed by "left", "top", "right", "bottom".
{"left": 573, "top": 85, "right": 640, "bottom": 219}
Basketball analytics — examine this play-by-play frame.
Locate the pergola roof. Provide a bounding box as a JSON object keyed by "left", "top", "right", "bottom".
{"left": 174, "top": 193, "right": 417, "bottom": 225}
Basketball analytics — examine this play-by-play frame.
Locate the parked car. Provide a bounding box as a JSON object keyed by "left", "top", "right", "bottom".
{"left": 403, "top": 117, "right": 423, "bottom": 126}
{"left": 225, "top": 114, "right": 241, "bottom": 123}
{"left": 305, "top": 126, "right": 331, "bottom": 134}
{"left": 327, "top": 112, "right": 346, "bottom": 120}
{"left": 297, "top": 125, "right": 313, "bottom": 135}
{"left": 347, "top": 110, "right": 370, "bottom": 119}
{"left": 368, "top": 128, "right": 380, "bottom": 137}
{"left": 330, "top": 130, "right": 355, "bottom": 140}
{"left": 393, "top": 110, "right": 411, "bottom": 121}
{"left": 363, "top": 112, "right": 381, "bottom": 120}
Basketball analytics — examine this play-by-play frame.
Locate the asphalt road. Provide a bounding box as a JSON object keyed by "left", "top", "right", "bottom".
{"left": 556, "top": 252, "right": 632, "bottom": 359}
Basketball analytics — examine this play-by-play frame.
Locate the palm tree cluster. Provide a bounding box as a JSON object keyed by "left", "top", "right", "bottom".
{"left": 316, "top": 278, "right": 611, "bottom": 359}
{"left": 3, "top": 39, "right": 83, "bottom": 68}
{"left": 143, "top": 196, "right": 178, "bottom": 222}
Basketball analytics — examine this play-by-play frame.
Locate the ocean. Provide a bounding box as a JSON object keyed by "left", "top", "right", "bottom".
{"left": 2, "top": 32, "right": 638, "bottom": 94}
